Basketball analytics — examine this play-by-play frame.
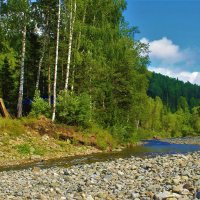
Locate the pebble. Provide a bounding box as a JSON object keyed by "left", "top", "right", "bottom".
{"left": 0, "top": 151, "right": 199, "bottom": 199}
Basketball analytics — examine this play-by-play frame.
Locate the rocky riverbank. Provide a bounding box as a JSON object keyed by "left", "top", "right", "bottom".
{"left": 163, "top": 136, "right": 200, "bottom": 145}
{"left": 0, "top": 151, "right": 200, "bottom": 200}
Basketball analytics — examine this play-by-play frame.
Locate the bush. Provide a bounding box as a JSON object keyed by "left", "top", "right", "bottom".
{"left": 16, "top": 143, "right": 45, "bottom": 155}
{"left": 30, "top": 90, "right": 51, "bottom": 118}
{"left": 16, "top": 143, "right": 31, "bottom": 155}
{"left": 84, "top": 124, "right": 118, "bottom": 150}
{"left": 110, "top": 124, "right": 134, "bottom": 142}
{"left": 56, "top": 91, "right": 91, "bottom": 127}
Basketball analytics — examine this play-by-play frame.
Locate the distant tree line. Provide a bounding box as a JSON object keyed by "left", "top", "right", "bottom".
{"left": 144, "top": 72, "right": 200, "bottom": 138}
{"left": 148, "top": 72, "right": 200, "bottom": 112}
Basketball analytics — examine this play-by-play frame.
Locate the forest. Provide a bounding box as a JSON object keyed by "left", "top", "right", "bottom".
{"left": 0, "top": 0, "right": 200, "bottom": 143}
{"left": 148, "top": 72, "right": 200, "bottom": 112}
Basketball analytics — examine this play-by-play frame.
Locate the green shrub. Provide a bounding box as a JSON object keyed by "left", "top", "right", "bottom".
{"left": 16, "top": 143, "right": 45, "bottom": 155}
{"left": 86, "top": 124, "right": 118, "bottom": 150}
{"left": 16, "top": 143, "right": 31, "bottom": 155}
{"left": 129, "top": 129, "right": 172, "bottom": 143}
{"left": 30, "top": 90, "right": 51, "bottom": 118}
{"left": 110, "top": 124, "right": 134, "bottom": 142}
{"left": 57, "top": 91, "right": 91, "bottom": 127}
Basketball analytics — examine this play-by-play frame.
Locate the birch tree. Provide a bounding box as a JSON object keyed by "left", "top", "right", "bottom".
{"left": 8, "top": 0, "right": 31, "bottom": 118}
{"left": 64, "top": 0, "right": 76, "bottom": 91}
{"left": 52, "top": 0, "right": 61, "bottom": 121}
{"left": 17, "top": 23, "right": 27, "bottom": 118}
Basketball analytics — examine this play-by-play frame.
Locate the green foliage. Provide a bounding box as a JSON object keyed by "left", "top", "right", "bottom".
{"left": 16, "top": 143, "right": 45, "bottom": 155}
{"left": 56, "top": 91, "right": 91, "bottom": 127}
{"left": 16, "top": 143, "right": 31, "bottom": 155}
{"left": 131, "top": 129, "right": 171, "bottom": 142}
{"left": 192, "top": 106, "right": 200, "bottom": 133}
{"left": 30, "top": 90, "right": 51, "bottom": 118}
{"left": 148, "top": 72, "right": 200, "bottom": 112}
{"left": 2, "top": 0, "right": 200, "bottom": 143}
{"left": 85, "top": 124, "right": 118, "bottom": 150}
{"left": 178, "top": 96, "right": 189, "bottom": 112}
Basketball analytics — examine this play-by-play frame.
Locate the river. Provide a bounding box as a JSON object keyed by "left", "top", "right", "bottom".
{"left": 1, "top": 139, "right": 200, "bottom": 172}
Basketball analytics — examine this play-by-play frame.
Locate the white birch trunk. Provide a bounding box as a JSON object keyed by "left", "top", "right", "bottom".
{"left": 71, "top": 64, "right": 75, "bottom": 92}
{"left": 64, "top": 0, "right": 76, "bottom": 91}
{"left": 17, "top": 24, "right": 27, "bottom": 118}
{"left": 52, "top": 0, "right": 61, "bottom": 122}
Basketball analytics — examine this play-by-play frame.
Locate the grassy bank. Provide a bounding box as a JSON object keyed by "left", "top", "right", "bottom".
{"left": 0, "top": 116, "right": 195, "bottom": 168}
{"left": 0, "top": 117, "right": 122, "bottom": 167}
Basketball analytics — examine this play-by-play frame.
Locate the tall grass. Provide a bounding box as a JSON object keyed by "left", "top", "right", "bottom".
{"left": 0, "top": 118, "right": 25, "bottom": 137}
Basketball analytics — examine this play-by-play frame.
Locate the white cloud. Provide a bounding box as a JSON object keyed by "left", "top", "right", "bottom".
{"left": 141, "top": 37, "right": 200, "bottom": 85}
{"left": 149, "top": 67, "right": 200, "bottom": 85}
{"left": 140, "top": 37, "right": 191, "bottom": 65}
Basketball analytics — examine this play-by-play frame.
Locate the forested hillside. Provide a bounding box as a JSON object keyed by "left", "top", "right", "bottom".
{"left": 148, "top": 72, "right": 200, "bottom": 112}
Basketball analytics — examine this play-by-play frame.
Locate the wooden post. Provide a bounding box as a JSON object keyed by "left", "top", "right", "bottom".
{"left": 0, "top": 98, "right": 10, "bottom": 118}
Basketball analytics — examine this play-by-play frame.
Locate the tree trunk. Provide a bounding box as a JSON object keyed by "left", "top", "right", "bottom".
{"left": 47, "top": 35, "right": 51, "bottom": 106}
{"left": 48, "top": 61, "right": 51, "bottom": 106}
{"left": 136, "top": 120, "right": 140, "bottom": 130}
{"left": 17, "top": 24, "right": 26, "bottom": 118}
{"left": 0, "top": 0, "right": 2, "bottom": 20}
{"left": 71, "top": 64, "right": 75, "bottom": 92}
{"left": 52, "top": 0, "right": 61, "bottom": 122}
{"left": 35, "top": 50, "right": 45, "bottom": 91}
{"left": 35, "top": 18, "right": 49, "bottom": 92}
{"left": 71, "top": 6, "right": 86, "bottom": 92}
{"left": 64, "top": 0, "right": 76, "bottom": 91}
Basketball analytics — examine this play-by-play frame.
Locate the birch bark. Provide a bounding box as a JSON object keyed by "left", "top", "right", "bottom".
{"left": 52, "top": 0, "right": 61, "bottom": 121}
{"left": 64, "top": 0, "right": 76, "bottom": 91}
{"left": 17, "top": 24, "right": 27, "bottom": 118}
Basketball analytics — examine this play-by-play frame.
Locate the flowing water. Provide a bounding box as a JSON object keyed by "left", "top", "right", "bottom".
{"left": 1, "top": 140, "right": 200, "bottom": 171}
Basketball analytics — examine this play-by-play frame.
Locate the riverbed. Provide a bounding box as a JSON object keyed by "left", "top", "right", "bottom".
{"left": 0, "top": 151, "right": 199, "bottom": 199}
{"left": 0, "top": 140, "right": 200, "bottom": 199}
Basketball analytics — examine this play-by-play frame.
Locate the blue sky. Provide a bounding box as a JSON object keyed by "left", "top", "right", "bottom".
{"left": 124, "top": 0, "right": 200, "bottom": 85}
